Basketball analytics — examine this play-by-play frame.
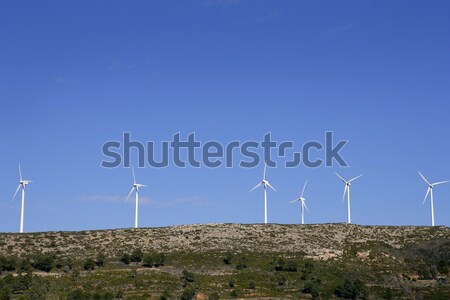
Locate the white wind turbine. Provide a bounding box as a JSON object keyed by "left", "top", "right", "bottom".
{"left": 12, "top": 164, "right": 32, "bottom": 233}
{"left": 418, "top": 172, "right": 449, "bottom": 227}
{"left": 126, "top": 167, "right": 147, "bottom": 229}
{"left": 289, "top": 180, "right": 309, "bottom": 225}
{"left": 335, "top": 172, "right": 363, "bottom": 224}
{"left": 250, "top": 163, "right": 276, "bottom": 224}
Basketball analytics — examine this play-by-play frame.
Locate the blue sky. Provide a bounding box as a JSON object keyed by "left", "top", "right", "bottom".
{"left": 1, "top": 0, "right": 450, "bottom": 232}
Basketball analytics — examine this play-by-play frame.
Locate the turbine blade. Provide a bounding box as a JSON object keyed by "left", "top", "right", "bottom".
{"left": 335, "top": 172, "right": 346, "bottom": 183}
{"left": 432, "top": 180, "right": 449, "bottom": 186}
{"left": 250, "top": 182, "right": 262, "bottom": 192}
{"left": 266, "top": 182, "right": 277, "bottom": 191}
{"left": 19, "top": 163, "right": 23, "bottom": 182}
{"left": 349, "top": 174, "right": 363, "bottom": 183}
{"left": 303, "top": 200, "right": 310, "bottom": 213}
{"left": 418, "top": 172, "right": 431, "bottom": 186}
{"left": 125, "top": 187, "right": 134, "bottom": 202}
{"left": 342, "top": 185, "right": 348, "bottom": 204}
{"left": 12, "top": 185, "right": 21, "bottom": 201}
{"left": 288, "top": 199, "right": 299, "bottom": 204}
{"left": 423, "top": 187, "right": 431, "bottom": 204}
{"left": 132, "top": 166, "right": 136, "bottom": 185}
{"left": 301, "top": 180, "right": 308, "bottom": 198}
{"left": 263, "top": 162, "right": 267, "bottom": 181}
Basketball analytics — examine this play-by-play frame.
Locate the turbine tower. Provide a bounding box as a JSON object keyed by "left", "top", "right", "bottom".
{"left": 250, "top": 163, "right": 276, "bottom": 224}
{"left": 12, "top": 164, "right": 32, "bottom": 233}
{"left": 419, "top": 172, "right": 449, "bottom": 226}
{"left": 126, "top": 167, "right": 146, "bottom": 228}
{"left": 289, "top": 180, "right": 309, "bottom": 225}
{"left": 335, "top": 172, "right": 363, "bottom": 224}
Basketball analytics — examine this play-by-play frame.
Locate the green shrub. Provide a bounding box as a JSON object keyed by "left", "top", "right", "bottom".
{"left": 0, "top": 256, "right": 16, "bottom": 272}
{"left": 83, "top": 259, "right": 96, "bottom": 271}
{"left": 228, "top": 279, "right": 235, "bottom": 288}
{"left": 276, "top": 275, "right": 287, "bottom": 286}
{"left": 248, "top": 280, "right": 256, "bottom": 289}
{"left": 159, "top": 290, "right": 170, "bottom": 300}
{"left": 236, "top": 257, "right": 248, "bottom": 270}
{"left": 67, "top": 288, "right": 88, "bottom": 300}
{"left": 120, "top": 253, "right": 131, "bottom": 265}
{"left": 334, "top": 279, "right": 367, "bottom": 300}
{"left": 182, "top": 270, "right": 195, "bottom": 283}
{"left": 143, "top": 253, "right": 166, "bottom": 267}
{"left": 95, "top": 253, "right": 106, "bottom": 267}
{"left": 31, "top": 253, "right": 54, "bottom": 272}
{"left": 180, "top": 288, "right": 196, "bottom": 300}
{"left": 302, "top": 279, "right": 320, "bottom": 298}
{"left": 0, "top": 286, "right": 10, "bottom": 300}
{"left": 223, "top": 252, "right": 234, "bottom": 265}
{"left": 229, "top": 290, "right": 238, "bottom": 299}
{"left": 143, "top": 254, "right": 154, "bottom": 267}
{"left": 131, "top": 248, "right": 143, "bottom": 263}
{"left": 154, "top": 253, "right": 166, "bottom": 267}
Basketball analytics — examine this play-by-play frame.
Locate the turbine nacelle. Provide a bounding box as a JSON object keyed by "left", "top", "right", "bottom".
{"left": 133, "top": 183, "right": 146, "bottom": 189}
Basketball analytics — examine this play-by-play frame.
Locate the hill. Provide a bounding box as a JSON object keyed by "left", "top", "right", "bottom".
{"left": 0, "top": 224, "right": 449, "bottom": 299}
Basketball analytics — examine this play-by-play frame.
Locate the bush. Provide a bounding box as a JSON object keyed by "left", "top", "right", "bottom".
{"left": 228, "top": 279, "right": 235, "bottom": 288}
{"left": 0, "top": 286, "right": 10, "bottom": 300}
{"left": 334, "top": 279, "right": 367, "bottom": 300}
{"left": 143, "top": 255, "right": 154, "bottom": 267}
{"left": 229, "top": 290, "right": 238, "bottom": 299}
{"left": 83, "top": 259, "right": 96, "bottom": 271}
{"left": 131, "top": 249, "right": 143, "bottom": 263}
{"left": 285, "top": 260, "right": 298, "bottom": 272}
{"left": 95, "top": 253, "right": 106, "bottom": 267}
{"left": 302, "top": 280, "right": 320, "bottom": 298}
{"left": 159, "top": 290, "right": 170, "bottom": 300}
{"left": 181, "top": 270, "right": 195, "bottom": 283}
{"left": 273, "top": 257, "right": 286, "bottom": 271}
{"left": 276, "top": 275, "right": 287, "bottom": 286}
{"left": 209, "top": 292, "right": 219, "bottom": 300}
{"left": 0, "top": 256, "right": 16, "bottom": 272}
{"left": 223, "top": 252, "right": 234, "bottom": 265}
{"left": 143, "top": 253, "right": 166, "bottom": 268}
{"left": 236, "top": 257, "right": 248, "bottom": 270}
{"left": 301, "top": 260, "right": 315, "bottom": 280}
{"left": 67, "top": 289, "right": 88, "bottom": 300}
{"left": 248, "top": 280, "right": 256, "bottom": 289}
{"left": 154, "top": 253, "right": 166, "bottom": 267}
{"left": 120, "top": 253, "right": 131, "bottom": 265}
{"left": 180, "top": 288, "right": 196, "bottom": 300}
{"left": 31, "top": 253, "right": 54, "bottom": 272}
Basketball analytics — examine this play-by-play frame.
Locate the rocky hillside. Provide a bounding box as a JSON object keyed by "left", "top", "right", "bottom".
{"left": 0, "top": 224, "right": 449, "bottom": 299}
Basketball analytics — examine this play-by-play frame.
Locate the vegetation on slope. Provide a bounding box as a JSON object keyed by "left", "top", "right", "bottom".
{"left": 0, "top": 224, "right": 449, "bottom": 299}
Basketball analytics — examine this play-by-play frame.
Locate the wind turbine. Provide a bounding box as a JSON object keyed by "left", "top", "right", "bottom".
{"left": 126, "top": 167, "right": 146, "bottom": 229}
{"left": 289, "top": 180, "right": 309, "bottom": 225}
{"left": 418, "top": 172, "right": 449, "bottom": 226}
{"left": 250, "top": 163, "right": 276, "bottom": 224}
{"left": 335, "top": 172, "right": 363, "bottom": 224}
{"left": 12, "top": 164, "right": 32, "bottom": 233}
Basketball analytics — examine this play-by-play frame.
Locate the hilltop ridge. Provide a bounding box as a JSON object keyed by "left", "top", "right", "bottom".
{"left": 0, "top": 224, "right": 449, "bottom": 299}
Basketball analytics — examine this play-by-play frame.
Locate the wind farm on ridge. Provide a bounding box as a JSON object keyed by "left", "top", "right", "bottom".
{"left": 9, "top": 162, "right": 449, "bottom": 233}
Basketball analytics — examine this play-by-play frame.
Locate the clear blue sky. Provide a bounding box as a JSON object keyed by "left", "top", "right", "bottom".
{"left": 1, "top": 0, "right": 450, "bottom": 232}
